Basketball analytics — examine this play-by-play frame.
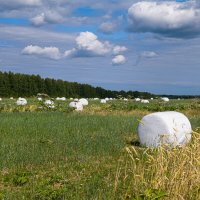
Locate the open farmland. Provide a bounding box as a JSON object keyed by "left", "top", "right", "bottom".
{"left": 0, "top": 98, "right": 199, "bottom": 199}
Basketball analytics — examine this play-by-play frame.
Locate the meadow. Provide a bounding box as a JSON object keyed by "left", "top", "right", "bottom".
{"left": 0, "top": 98, "right": 199, "bottom": 199}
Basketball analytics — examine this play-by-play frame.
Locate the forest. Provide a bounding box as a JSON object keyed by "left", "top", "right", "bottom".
{"left": 0, "top": 71, "right": 198, "bottom": 99}
{"left": 0, "top": 71, "right": 154, "bottom": 98}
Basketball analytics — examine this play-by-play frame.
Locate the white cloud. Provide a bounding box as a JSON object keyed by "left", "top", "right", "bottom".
{"left": 30, "top": 11, "right": 64, "bottom": 26}
{"left": 141, "top": 51, "right": 157, "bottom": 58}
{"left": 112, "top": 55, "right": 126, "bottom": 65}
{"left": 98, "top": 22, "right": 117, "bottom": 34}
{"left": 30, "top": 13, "right": 45, "bottom": 26}
{"left": 64, "top": 31, "right": 127, "bottom": 58}
{"left": 22, "top": 45, "right": 62, "bottom": 60}
{"left": 128, "top": 1, "right": 200, "bottom": 38}
{"left": 113, "top": 45, "right": 127, "bottom": 55}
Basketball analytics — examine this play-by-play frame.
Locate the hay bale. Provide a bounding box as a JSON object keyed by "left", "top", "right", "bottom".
{"left": 138, "top": 111, "right": 192, "bottom": 147}
{"left": 69, "top": 101, "right": 83, "bottom": 111}
{"left": 161, "top": 97, "right": 169, "bottom": 102}
{"left": 141, "top": 99, "right": 149, "bottom": 103}
{"left": 16, "top": 97, "right": 27, "bottom": 106}
{"left": 100, "top": 99, "right": 107, "bottom": 104}
{"left": 45, "top": 100, "right": 55, "bottom": 108}
{"left": 135, "top": 98, "right": 141, "bottom": 102}
{"left": 79, "top": 98, "right": 88, "bottom": 106}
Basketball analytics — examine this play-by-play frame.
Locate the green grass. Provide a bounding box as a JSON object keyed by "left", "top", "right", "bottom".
{"left": 0, "top": 99, "right": 199, "bottom": 199}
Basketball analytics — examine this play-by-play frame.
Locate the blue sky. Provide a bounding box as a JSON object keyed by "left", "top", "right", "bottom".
{"left": 0, "top": 0, "right": 200, "bottom": 95}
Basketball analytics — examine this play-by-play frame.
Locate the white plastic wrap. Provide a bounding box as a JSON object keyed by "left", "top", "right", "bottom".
{"left": 138, "top": 111, "right": 192, "bottom": 147}
{"left": 16, "top": 98, "right": 27, "bottom": 106}
{"left": 79, "top": 98, "right": 88, "bottom": 106}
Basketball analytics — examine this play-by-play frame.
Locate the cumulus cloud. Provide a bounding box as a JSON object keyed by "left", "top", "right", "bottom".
{"left": 135, "top": 51, "right": 158, "bottom": 65}
{"left": 128, "top": 1, "right": 200, "bottom": 38}
{"left": 98, "top": 22, "right": 117, "bottom": 34}
{"left": 30, "top": 11, "right": 64, "bottom": 26}
{"left": 112, "top": 55, "right": 126, "bottom": 65}
{"left": 22, "top": 45, "right": 62, "bottom": 60}
{"left": 113, "top": 45, "right": 127, "bottom": 55}
{"left": 64, "top": 31, "right": 127, "bottom": 58}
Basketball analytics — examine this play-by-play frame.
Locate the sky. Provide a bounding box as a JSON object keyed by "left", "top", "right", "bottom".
{"left": 0, "top": 0, "right": 200, "bottom": 95}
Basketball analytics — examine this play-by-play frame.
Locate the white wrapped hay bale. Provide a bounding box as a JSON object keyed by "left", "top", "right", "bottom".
{"left": 78, "top": 98, "right": 88, "bottom": 106}
{"left": 138, "top": 111, "right": 192, "bottom": 147}
{"left": 56, "top": 97, "right": 66, "bottom": 101}
{"left": 45, "top": 100, "right": 55, "bottom": 108}
{"left": 75, "top": 102, "right": 83, "bottom": 111}
{"left": 161, "top": 97, "right": 169, "bottom": 102}
{"left": 135, "top": 98, "right": 140, "bottom": 102}
{"left": 69, "top": 101, "right": 83, "bottom": 111}
{"left": 37, "top": 97, "right": 42, "bottom": 101}
{"left": 10, "top": 97, "right": 14, "bottom": 100}
{"left": 141, "top": 99, "right": 149, "bottom": 104}
{"left": 16, "top": 97, "right": 27, "bottom": 106}
{"left": 100, "top": 99, "right": 107, "bottom": 104}
{"left": 0, "top": 98, "right": 2, "bottom": 101}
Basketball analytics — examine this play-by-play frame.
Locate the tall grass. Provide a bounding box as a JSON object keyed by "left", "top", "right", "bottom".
{"left": 114, "top": 131, "right": 200, "bottom": 199}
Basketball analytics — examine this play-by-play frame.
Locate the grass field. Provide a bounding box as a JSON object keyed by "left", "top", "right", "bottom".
{"left": 0, "top": 98, "right": 199, "bottom": 199}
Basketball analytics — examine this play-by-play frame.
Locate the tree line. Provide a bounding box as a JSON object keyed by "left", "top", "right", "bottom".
{"left": 0, "top": 71, "right": 156, "bottom": 98}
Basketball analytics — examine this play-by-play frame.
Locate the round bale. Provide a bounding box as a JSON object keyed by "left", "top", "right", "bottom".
{"left": 138, "top": 111, "right": 192, "bottom": 147}
{"left": 79, "top": 98, "right": 88, "bottom": 106}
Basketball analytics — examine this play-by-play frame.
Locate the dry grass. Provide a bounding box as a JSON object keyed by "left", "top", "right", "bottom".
{"left": 114, "top": 131, "right": 200, "bottom": 200}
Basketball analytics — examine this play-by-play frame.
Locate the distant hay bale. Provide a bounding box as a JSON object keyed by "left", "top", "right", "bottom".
{"left": 161, "top": 97, "right": 169, "bottom": 102}
{"left": 141, "top": 99, "right": 149, "bottom": 104}
{"left": 0, "top": 98, "right": 2, "bottom": 101}
{"left": 56, "top": 97, "right": 66, "bottom": 101}
{"left": 100, "top": 99, "right": 107, "bottom": 104}
{"left": 44, "top": 100, "right": 55, "bottom": 108}
{"left": 138, "top": 111, "right": 192, "bottom": 147}
{"left": 69, "top": 101, "right": 83, "bottom": 111}
{"left": 78, "top": 98, "right": 88, "bottom": 106}
{"left": 135, "top": 98, "right": 141, "bottom": 102}
{"left": 16, "top": 97, "right": 27, "bottom": 106}
{"left": 37, "top": 97, "right": 42, "bottom": 101}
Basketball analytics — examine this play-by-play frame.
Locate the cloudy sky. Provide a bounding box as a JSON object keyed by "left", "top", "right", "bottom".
{"left": 0, "top": 0, "right": 200, "bottom": 95}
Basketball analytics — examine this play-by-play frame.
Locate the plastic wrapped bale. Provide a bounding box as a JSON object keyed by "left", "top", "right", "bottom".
{"left": 141, "top": 99, "right": 149, "bottom": 104}
{"left": 135, "top": 98, "right": 140, "bottom": 102}
{"left": 38, "top": 97, "right": 42, "bottom": 101}
{"left": 16, "top": 98, "right": 27, "bottom": 106}
{"left": 75, "top": 102, "right": 83, "bottom": 111}
{"left": 56, "top": 97, "right": 66, "bottom": 101}
{"left": 0, "top": 98, "right": 2, "bottom": 101}
{"left": 79, "top": 98, "right": 88, "bottom": 106}
{"left": 69, "top": 101, "right": 83, "bottom": 111}
{"left": 161, "top": 97, "right": 169, "bottom": 102}
{"left": 137, "top": 111, "right": 192, "bottom": 147}
{"left": 10, "top": 97, "right": 14, "bottom": 100}
{"left": 100, "top": 99, "right": 107, "bottom": 104}
{"left": 45, "top": 100, "right": 55, "bottom": 108}
{"left": 69, "top": 102, "right": 77, "bottom": 108}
